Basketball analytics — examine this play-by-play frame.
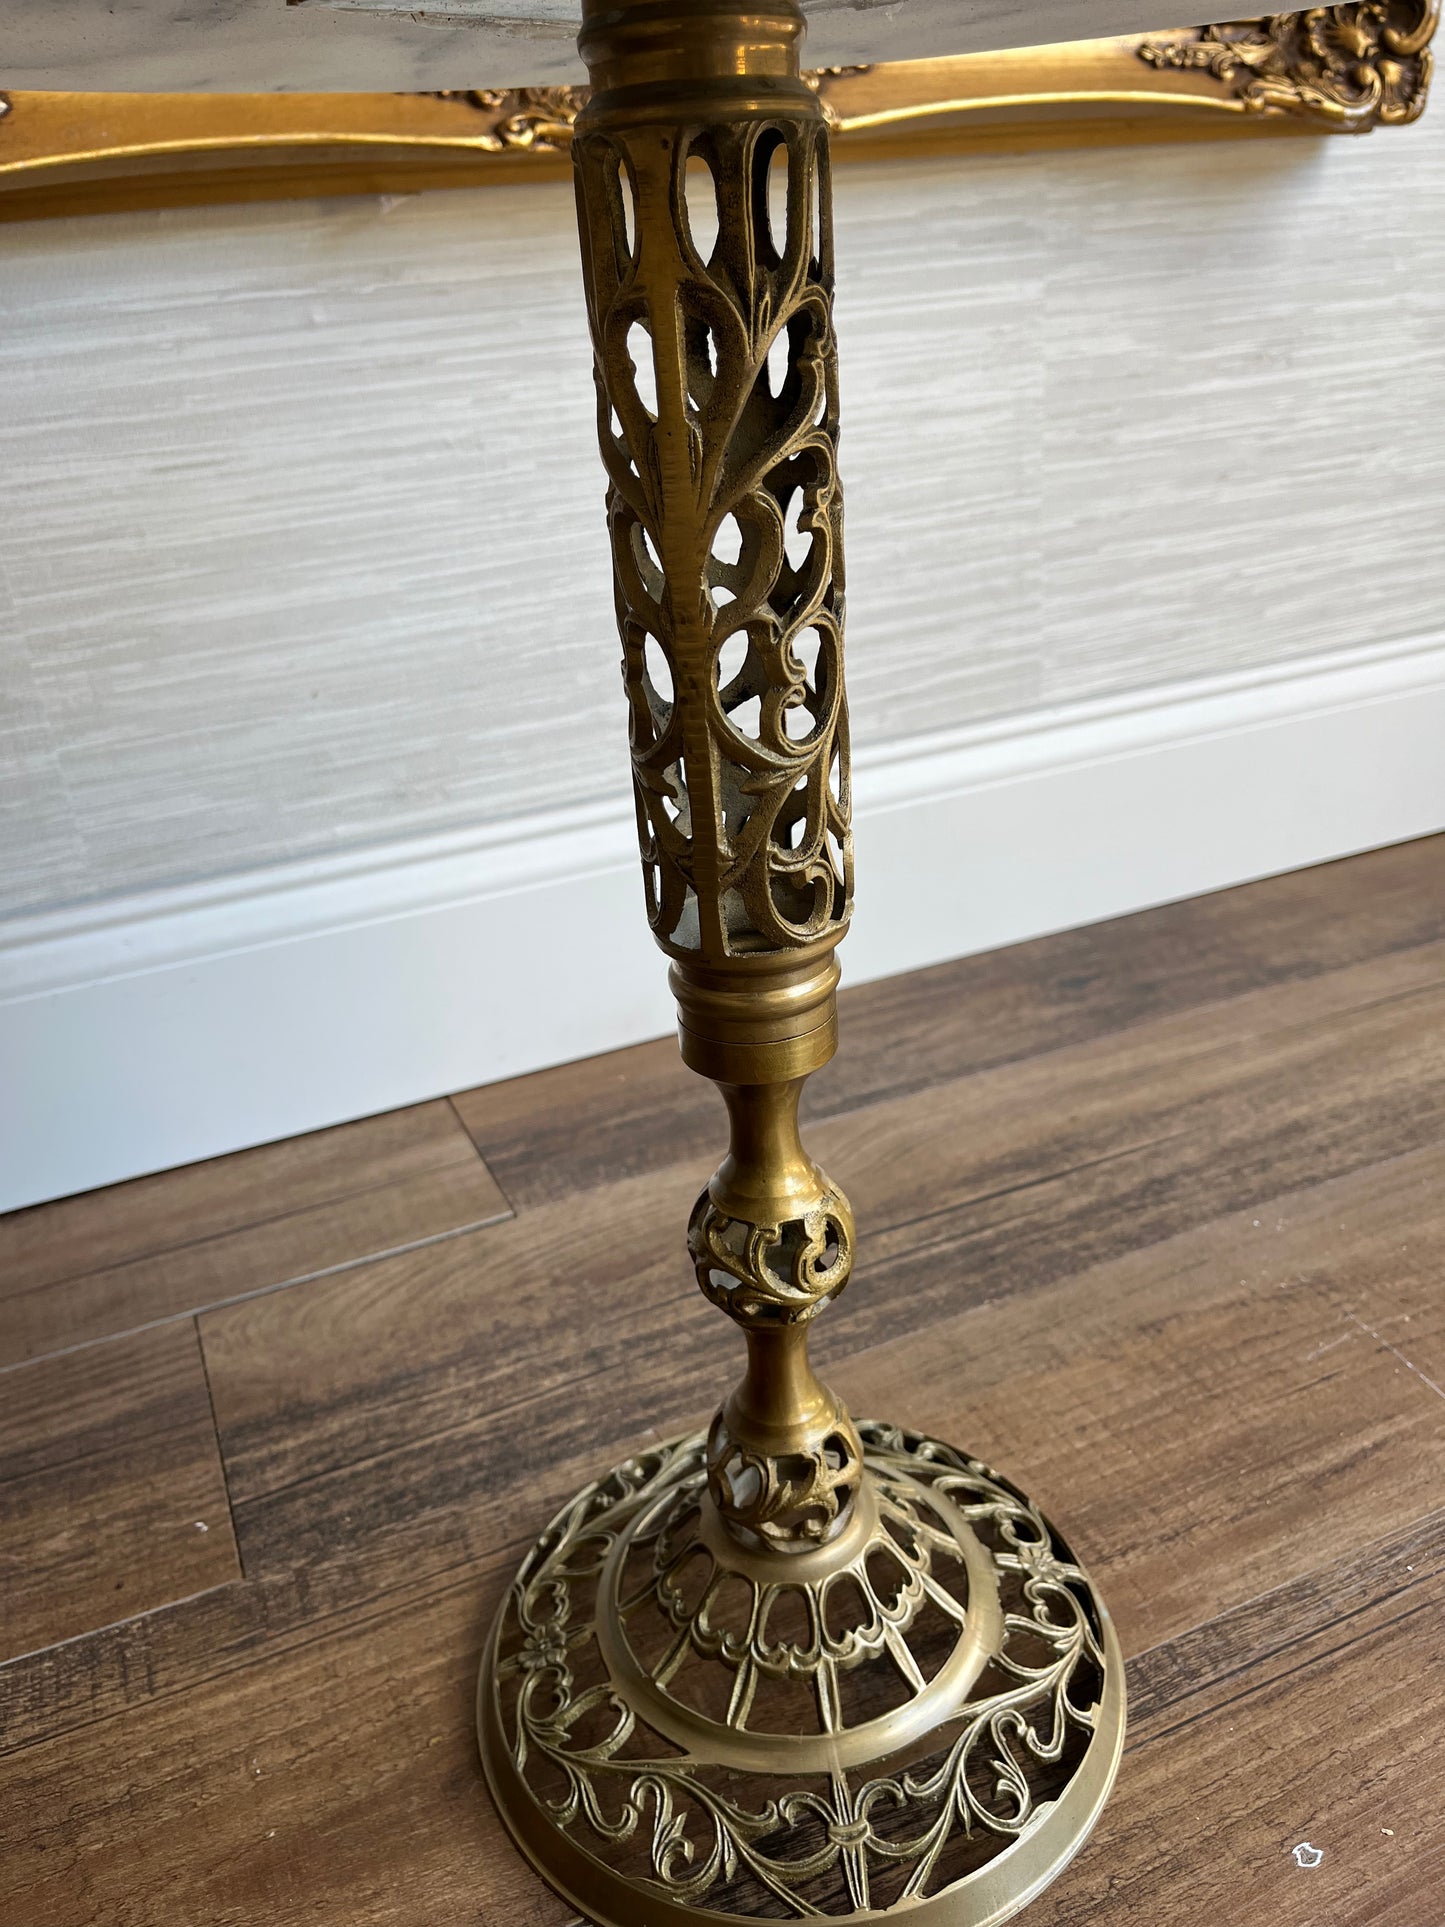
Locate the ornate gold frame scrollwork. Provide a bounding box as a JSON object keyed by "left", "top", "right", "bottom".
{"left": 0, "top": 4, "right": 1435, "bottom": 222}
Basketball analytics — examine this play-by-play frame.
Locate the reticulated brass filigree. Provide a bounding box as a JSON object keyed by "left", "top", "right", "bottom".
{"left": 572, "top": 65, "right": 851, "bottom": 963}
{"left": 478, "top": 2, "right": 1125, "bottom": 1921}
{"left": 705, "top": 1377, "right": 864, "bottom": 1552}
{"left": 569, "top": 0, "right": 864, "bottom": 1568}
{"left": 480, "top": 1423, "right": 1124, "bottom": 1922}
{"left": 689, "top": 1178, "right": 852, "bottom": 1324}
{"left": 1138, "top": 1, "right": 1438, "bottom": 129}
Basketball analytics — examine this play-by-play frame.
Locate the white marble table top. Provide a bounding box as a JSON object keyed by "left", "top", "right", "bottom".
{"left": 1, "top": 0, "right": 1214, "bottom": 93}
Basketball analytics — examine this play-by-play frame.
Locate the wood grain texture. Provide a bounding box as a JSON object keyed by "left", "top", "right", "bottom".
{"left": 0, "top": 1322, "right": 240, "bottom": 1664}
{"left": 828, "top": 1143, "right": 1445, "bottom": 1653}
{"left": 453, "top": 836, "right": 1445, "bottom": 1208}
{"left": 1030, "top": 1571, "right": 1445, "bottom": 1926}
{"left": 3, "top": 845, "right": 1445, "bottom": 1922}
{"left": 1124, "top": 1506, "right": 1445, "bottom": 1727}
{"left": 201, "top": 1133, "right": 1445, "bottom": 1651}
{"left": 0, "top": 1101, "right": 510, "bottom": 1367}
{"left": 4, "top": 118, "right": 1444, "bottom": 920}
{"left": 221, "top": 930, "right": 1445, "bottom": 1578}
{"left": 0, "top": 1569, "right": 539, "bottom": 1927}
{"left": 0, "top": 1100, "right": 486, "bottom": 1296}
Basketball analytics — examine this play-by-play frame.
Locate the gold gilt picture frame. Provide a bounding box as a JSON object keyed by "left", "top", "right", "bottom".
{"left": 0, "top": 3, "right": 1436, "bottom": 222}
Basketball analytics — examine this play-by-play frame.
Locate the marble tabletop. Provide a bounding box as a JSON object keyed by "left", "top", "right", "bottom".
{"left": 0, "top": 0, "right": 1216, "bottom": 93}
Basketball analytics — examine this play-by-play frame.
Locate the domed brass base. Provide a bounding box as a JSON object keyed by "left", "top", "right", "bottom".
{"left": 478, "top": 1420, "right": 1124, "bottom": 1926}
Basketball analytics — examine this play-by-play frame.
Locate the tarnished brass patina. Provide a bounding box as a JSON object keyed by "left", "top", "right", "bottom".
{"left": 476, "top": 2, "right": 1124, "bottom": 1922}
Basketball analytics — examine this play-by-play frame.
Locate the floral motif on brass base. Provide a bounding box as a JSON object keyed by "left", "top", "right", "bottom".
{"left": 479, "top": 1422, "right": 1125, "bottom": 1925}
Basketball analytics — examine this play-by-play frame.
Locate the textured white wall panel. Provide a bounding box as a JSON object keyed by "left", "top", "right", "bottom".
{"left": 3, "top": 115, "right": 1444, "bottom": 924}
{"left": 6, "top": 635, "right": 1445, "bottom": 1210}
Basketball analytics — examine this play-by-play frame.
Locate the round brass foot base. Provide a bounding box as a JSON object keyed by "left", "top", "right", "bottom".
{"left": 479, "top": 1420, "right": 1124, "bottom": 1926}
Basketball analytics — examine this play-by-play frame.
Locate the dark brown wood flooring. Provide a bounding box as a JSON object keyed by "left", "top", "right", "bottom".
{"left": 3, "top": 835, "right": 1444, "bottom": 1926}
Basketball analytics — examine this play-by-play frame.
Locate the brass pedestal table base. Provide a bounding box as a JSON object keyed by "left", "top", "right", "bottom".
{"left": 476, "top": 0, "right": 1124, "bottom": 1914}
{"left": 479, "top": 1422, "right": 1123, "bottom": 1925}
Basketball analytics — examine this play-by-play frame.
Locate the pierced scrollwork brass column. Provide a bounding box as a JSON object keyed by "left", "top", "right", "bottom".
{"left": 572, "top": 0, "right": 863, "bottom": 1561}
{"left": 478, "top": 3, "right": 1125, "bottom": 1922}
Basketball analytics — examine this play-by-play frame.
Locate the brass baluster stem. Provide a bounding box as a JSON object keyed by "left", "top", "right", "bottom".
{"left": 572, "top": 0, "right": 859, "bottom": 1552}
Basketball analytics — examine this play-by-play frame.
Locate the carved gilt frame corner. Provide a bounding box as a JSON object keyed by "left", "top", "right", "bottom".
{"left": 0, "top": 3, "right": 1436, "bottom": 222}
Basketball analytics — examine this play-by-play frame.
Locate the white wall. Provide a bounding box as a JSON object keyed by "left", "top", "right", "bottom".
{"left": 3, "top": 118, "right": 1445, "bottom": 1205}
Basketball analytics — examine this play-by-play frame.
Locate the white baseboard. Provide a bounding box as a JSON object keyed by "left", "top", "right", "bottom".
{"left": 4, "top": 634, "right": 1444, "bottom": 1212}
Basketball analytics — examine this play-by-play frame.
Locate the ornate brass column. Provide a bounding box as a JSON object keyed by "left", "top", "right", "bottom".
{"left": 478, "top": 3, "right": 1124, "bottom": 1920}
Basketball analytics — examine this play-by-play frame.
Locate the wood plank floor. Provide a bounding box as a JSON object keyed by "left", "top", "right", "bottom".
{"left": 3, "top": 834, "right": 1443, "bottom": 1926}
